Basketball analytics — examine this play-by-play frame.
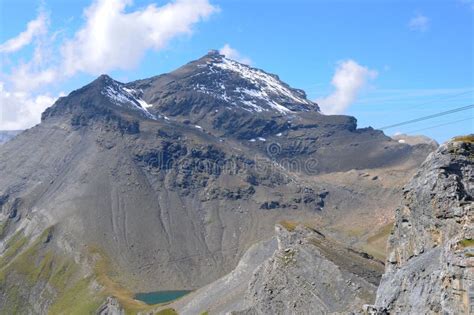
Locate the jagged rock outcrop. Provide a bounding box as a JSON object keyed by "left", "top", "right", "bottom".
{"left": 236, "top": 224, "right": 384, "bottom": 314}
{"left": 374, "top": 136, "right": 474, "bottom": 314}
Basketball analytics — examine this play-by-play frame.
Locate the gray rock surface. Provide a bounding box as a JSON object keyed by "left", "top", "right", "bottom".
{"left": 97, "top": 297, "right": 125, "bottom": 315}
{"left": 374, "top": 136, "right": 474, "bottom": 314}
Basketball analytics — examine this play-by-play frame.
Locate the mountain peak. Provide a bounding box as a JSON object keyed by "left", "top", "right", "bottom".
{"left": 210, "top": 57, "right": 317, "bottom": 113}
{"left": 93, "top": 74, "right": 115, "bottom": 85}
{"left": 164, "top": 52, "right": 319, "bottom": 114}
{"left": 206, "top": 49, "right": 223, "bottom": 57}
{"left": 42, "top": 52, "right": 320, "bottom": 131}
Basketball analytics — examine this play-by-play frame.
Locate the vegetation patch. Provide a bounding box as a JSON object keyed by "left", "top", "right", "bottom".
{"left": 0, "top": 229, "right": 28, "bottom": 269}
{"left": 0, "top": 227, "right": 101, "bottom": 314}
{"left": 49, "top": 277, "right": 101, "bottom": 315}
{"left": 0, "top": 220, "right": 9, "bottom": 238}
{"left": 155, "top": 309, "right": 179, "bottom": 315}
{"left": 0, "top": 285, "right": 26, "bottom": 315}
{"left": 453, "top": 135, "right": 474, "bottom": 144}
{"left": 360, "top": 222, "right": 394, "bottom": 260}
{"left": 1, "top": 227, "right": 55, "bottom": 283}
{"left": 89, "top": 246, "right": 169, "bottom": 314}
{"left": 366, "top": 223, "right": 393, "bottom": 244}
{"left": 1, "top": 230, "right": 222, "bottom": 314}
{"left": 458, "top": 239, "right": 474, "bottom": 248}
{"left": 279, "top": 220, "right": 298, "bottom": 231}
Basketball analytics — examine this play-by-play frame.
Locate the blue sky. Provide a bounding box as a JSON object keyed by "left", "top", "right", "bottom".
{"left": 0, "top": 0, "right": 473, "bottom": 142}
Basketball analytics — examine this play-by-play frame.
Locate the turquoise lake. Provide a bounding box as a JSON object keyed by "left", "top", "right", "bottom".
{"left": 134, "top": 290, "right": 191, "bottom": 305}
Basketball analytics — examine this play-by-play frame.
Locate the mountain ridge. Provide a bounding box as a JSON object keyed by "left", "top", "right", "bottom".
{"left": 38, "top": 52, "right": 421, "bottom": 174}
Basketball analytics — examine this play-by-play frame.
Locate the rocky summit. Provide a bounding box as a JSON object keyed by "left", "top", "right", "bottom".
{"left": 0, "top": 52, "right": 436, "bottom": 314}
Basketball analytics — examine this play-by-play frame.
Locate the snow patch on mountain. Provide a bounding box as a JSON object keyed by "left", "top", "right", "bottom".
{"left": 102, "top": 85, "right": 135, "bottom": 106}
{"left": 215, "top": 58, "right": 309, "bottom": 104}
{"left": 192, "top": 57, "right": 316, "bottom": 114}
{"left": 236, "top": 87, "right": 291, "bottom": 114}
{"left": 101, "top": 82, "right": 156, "bottom": 120}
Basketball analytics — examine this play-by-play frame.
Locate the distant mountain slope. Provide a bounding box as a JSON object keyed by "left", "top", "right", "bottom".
{"left": 392, "top": 133, "right": 438, "bottom": 148}
{"left": 0, "top": 130, "right": 22, "bottom": 145}
{"left": 0, "top": 52, "right": 435, "bottom": 313}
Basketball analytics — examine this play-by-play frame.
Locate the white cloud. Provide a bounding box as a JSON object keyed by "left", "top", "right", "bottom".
{"left": 408, "top": 14, "right": 430, "bottom": 32}
{"left": 0, "top": 12, "right": 48, "bottom": 53}
{"left": 0, "top": 83, "right": 58, "bottom": 130}
{"left": 0, "top": 0, "right": 218, "bottom": 130}
{"left": 61, "top": 0, "right": 218, "bottom": 75}
{"left": 0, "top": 11, "right": 59, "bottom": 130}
{"left": 219, "top": 44, "right": 251, "bottom": 65}
{"left": 9, "top": 65, "right": 58, "bottom": 93}
{"left": 317, "top": 60, "right": 377, "bottom": 115}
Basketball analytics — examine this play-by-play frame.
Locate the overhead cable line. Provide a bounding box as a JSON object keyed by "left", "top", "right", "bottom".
{"left": 405, "top": 116, "right": 473, "bottom": 134}
{"left": 378, "top": 104, "right": 474, "bottom": 130}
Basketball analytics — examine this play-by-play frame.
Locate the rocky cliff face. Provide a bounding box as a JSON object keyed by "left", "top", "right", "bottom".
{"left": 374, "top": 136, "right": 473, "bottom": 314}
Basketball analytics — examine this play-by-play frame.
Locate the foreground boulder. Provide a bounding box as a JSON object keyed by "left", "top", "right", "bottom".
{"left": 374, "top": 136, "right": 473, "bottom": 314}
